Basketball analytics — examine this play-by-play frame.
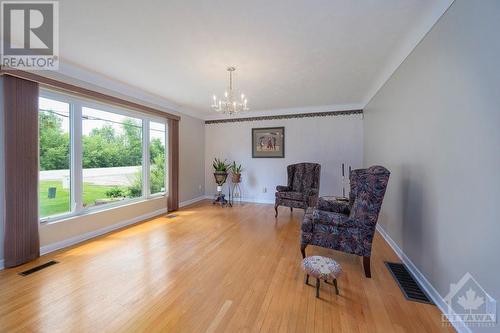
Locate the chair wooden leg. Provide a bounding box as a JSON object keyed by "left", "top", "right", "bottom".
{"left": 290, "top": 207, "right": 293, "bottom": 212}
{"left": 274, "top": 204, "right": 278, "bottom": 218}
{"left": 316, "top": 278, "right": 320, "bottom": 298}
{"left": 363, "top": 256, "right": 371, "bottom": 278}
{"left": 305, "top": 274, "right": 309, "bottom": 285}
{"left": 300, "top": 244, "right": 307, "bottom": 259}
{"left": 333, "top": 279, "right": 339, "bottom": 295}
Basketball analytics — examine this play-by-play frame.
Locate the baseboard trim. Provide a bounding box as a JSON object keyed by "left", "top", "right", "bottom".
{"left": 235, "top": 197, "right": 275, "bottom": 205}
{"left": 376, "top": 224, "right": 472, "bottom": 333}
{"left": 179, "top": 196, "right": 207, "bottom": 208}
{"left": 39, "top": 208, "right": 168, "bottom": 256}
{"left": 202, "top": 195, "right": 274, "bottom": 205}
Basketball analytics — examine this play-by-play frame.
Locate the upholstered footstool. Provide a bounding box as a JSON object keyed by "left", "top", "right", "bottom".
{"left": 302, "top": 256, "right": 342, "bottom": 298}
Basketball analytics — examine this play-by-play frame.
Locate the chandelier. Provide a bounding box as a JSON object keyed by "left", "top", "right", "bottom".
{"left": 211, "top": 67, "right": 249, "bottom": 115}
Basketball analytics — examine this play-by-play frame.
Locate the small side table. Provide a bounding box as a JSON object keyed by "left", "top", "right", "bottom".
{"left": 320, "top": 195, "right": 349, "bottom": 202}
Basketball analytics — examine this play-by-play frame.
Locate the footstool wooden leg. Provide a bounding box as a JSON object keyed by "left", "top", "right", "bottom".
{"left": 316, "top": 278, "right": 320, "bottom": 298}
{"left": 333, "top": 279, "right": 339, "bottom": 295}
{"left": 305, "top": 274, "right": 309, "bottom": 285}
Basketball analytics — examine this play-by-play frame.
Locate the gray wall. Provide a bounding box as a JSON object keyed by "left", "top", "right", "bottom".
{"left": 0, "top": 77, "right": 4, "bottom": 264}
{"left": 179, "top": 114, "right": 205, "bottom": 203}
{"left": 364, "top": 1, "right": 500, "bottom": 329}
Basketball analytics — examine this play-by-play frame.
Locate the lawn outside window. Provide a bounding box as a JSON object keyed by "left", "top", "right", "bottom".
{"left": 39, "top": 89, "right": 168, "bottom": 223}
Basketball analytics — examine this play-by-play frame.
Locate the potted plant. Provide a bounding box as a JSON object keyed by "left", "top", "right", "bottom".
{"left": 230, "top": 161, "right": 243, "bottom": 183}
{"left": 213, "top": 158, "right": 229, "bottom": 189}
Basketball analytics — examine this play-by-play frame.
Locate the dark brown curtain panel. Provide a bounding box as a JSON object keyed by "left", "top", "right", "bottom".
{"left": 168, "top": 119, "right": 179, "bottom": 212}
{"left": 3, "top": 75, "right": 40, "bottom": 268}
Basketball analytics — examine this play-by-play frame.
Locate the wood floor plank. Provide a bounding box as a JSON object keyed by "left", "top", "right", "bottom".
{"left": 0, "top": 201, "right": 455, "bottom": 333}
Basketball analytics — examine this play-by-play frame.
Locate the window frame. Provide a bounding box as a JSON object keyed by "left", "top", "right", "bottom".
{"left": 39, "top": 89, "right": 168, "bottom": 224}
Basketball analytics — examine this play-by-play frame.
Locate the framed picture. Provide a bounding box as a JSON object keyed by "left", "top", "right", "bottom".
{"left": 252, "top": 127, "right": 285, "bottom": 158}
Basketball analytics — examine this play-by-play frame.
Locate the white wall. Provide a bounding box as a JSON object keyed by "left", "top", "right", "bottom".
{"left": 205, "top": 115, "right": 363, "bottom": 203}
{"left": 364, "top": 1, "right": 499, "bottom": 332}
{"left": 179, "top": 114, "right": 205, "bottom": 203}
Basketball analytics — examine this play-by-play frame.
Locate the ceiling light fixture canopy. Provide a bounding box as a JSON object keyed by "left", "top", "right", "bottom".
{"left": 211, "top": 66, "right": 249, "bottom": 115}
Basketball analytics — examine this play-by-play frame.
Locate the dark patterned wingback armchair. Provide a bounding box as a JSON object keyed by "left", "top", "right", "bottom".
{"left": 274, "top": 163, "right": 321, "bottom": 217}
{"left": 300, "top": 166, "right": 390, "bottom": 277}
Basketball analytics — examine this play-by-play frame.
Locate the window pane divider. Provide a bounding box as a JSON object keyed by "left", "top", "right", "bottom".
{"left": 72, "top": 102, "right": 83, "bottom": 212}
{"left": 143, "top": 120, "right": 150, "bottom": 198}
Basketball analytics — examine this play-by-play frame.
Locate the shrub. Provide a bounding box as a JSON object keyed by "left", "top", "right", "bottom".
{"left": 105, "top": 187, "right": 126, "bottom": 198}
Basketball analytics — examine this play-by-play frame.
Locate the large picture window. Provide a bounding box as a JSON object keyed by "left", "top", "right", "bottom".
{"left": 38, "top": 91, "right": 168, "bottom": 222}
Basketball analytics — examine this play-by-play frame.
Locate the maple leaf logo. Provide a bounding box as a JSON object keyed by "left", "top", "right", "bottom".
{"left": 457, "top": 288, "right": 484, "bottom": 313}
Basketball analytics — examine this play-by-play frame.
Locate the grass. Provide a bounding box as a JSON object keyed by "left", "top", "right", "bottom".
{"left": 39, "top": 180, "right": 130, "bottom": 218}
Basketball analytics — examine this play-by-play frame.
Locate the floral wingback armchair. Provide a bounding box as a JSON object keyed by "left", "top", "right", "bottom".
{"left": 274, "top": 163, "right": 321, "bottom": 217}
{"left": 300, "top": 166, "right": 390, "bottom": 277}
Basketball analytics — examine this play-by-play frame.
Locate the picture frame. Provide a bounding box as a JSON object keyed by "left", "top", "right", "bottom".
{"left": 252, "top": 127, "right": 285, "bottom": 158}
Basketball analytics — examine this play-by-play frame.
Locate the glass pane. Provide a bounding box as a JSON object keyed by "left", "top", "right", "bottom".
{"left": 150, "top": 121, "right": 166, "bottom": 194}
{"left": 39, "top": 97, "right": 71, "bottom": 218}
{"left": 82, "top": 107, "right": 143, "bottom": 208}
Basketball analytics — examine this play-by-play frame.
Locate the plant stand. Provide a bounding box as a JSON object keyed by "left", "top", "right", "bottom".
{"left": 228, "top": 182, "right": 241, "bottom": 206}
{"left": 213, "top": 183, "right": 229, "bottom": 207}
{"left": 213, "top": 171, "right": 229, "bottom": 207}
{"left": 213, "top": 192, "right": 228, "bottom": 207}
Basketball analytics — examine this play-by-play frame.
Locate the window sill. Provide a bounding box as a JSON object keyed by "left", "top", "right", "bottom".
{"left": 40, "top": 194, "right": 166, "bottom": 226}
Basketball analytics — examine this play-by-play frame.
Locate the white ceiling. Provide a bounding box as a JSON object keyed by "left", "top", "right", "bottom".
{"left": 57, "top": 0, "right": 453, "bottom": 119}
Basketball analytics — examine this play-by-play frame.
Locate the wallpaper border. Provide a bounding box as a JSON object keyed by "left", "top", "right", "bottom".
{"left": 205, "top": 109, "right": 363, "bottom": 124}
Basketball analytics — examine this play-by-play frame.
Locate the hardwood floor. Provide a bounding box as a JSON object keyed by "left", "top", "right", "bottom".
{"left": 0, "top": 201, "right": 454, "bottom": 332}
